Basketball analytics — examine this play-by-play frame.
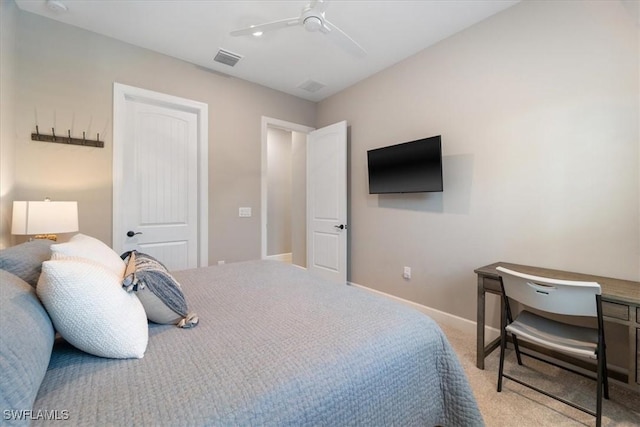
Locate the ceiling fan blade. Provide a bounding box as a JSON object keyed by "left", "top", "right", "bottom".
{"left": 230, "top": 17, "right": 300, "bottom": 37}
{"left": 310, "top": 0, "right": 329, "bottom": 14}
{"left": 322, "top": 19, "right": 366, "bottom": 57}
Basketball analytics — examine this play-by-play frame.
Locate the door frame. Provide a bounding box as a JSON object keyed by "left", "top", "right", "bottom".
{"left": 260, "top": 116, "right": 314, "bottom": 261}
{"left": 113, "top": 82, "right": 209, "bottom": 267}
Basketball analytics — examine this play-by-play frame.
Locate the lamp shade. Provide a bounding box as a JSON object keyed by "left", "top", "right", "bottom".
{"left": 11, "top": 201, "right": 79, "bottom": 235}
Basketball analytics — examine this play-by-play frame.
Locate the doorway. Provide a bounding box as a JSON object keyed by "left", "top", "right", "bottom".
{"left": 261, "top": 117, "right": 349, "bottom": 284}
{"left": 261, "top": 117, "right": 313, "bottom": 268}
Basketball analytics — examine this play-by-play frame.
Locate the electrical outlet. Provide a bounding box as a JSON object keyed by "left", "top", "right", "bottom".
{"left": 239, "top": 207, "right": 252, "bottom": 217}
{"left": 217, "top": 260, "right": 225, "bottom": 265}
{"left": 403, "top": 266, "right": 411, "bottom": 280}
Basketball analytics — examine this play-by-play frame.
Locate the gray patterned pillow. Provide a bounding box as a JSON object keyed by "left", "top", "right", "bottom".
{"left": 0, "top": 270, "right": 55, "bottom": 417}
{"left": 121, "top": 251, "right": 198, "bottom": 328}
{"left": 0, "top": 239, "right": 53, "bottom": 287}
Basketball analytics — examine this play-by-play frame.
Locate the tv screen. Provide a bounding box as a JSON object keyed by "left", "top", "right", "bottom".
{"left": 367, "top": 135, "right": 443, "bottom": 194}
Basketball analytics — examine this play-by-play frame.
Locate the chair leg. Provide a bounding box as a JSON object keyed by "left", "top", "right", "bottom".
{"left": 497, "top": 328, "right": 507, "bottom": 392}
{"left": 596, "top": 355, "right": 603, "bottom": 427}
{"left": 601, "top": 344, "right": 609, "bottom": 400}
{"left": 512, "top": 335, "right": 523, "bottom": 366}
{"left": 501, "top": 294, "right": 522, "bottom": 366}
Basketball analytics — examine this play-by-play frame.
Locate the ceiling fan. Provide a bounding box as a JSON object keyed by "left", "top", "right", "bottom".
{"left": 230, "top": 0, "right": 366, "bottom": 57}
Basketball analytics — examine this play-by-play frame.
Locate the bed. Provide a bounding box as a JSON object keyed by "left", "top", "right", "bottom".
{"left": 1, "top": 239, "right": 483, "bottom": 426}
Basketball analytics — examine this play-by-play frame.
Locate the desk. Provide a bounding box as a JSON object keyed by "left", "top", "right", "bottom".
{"left": 475, "top": 262, "right": 640, "bottom": 391}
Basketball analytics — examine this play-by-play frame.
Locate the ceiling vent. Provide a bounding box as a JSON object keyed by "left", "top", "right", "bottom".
{"left": 297, "top": 79, "right": 326, "bottom": 93}
{"left": 214, "top": 49, "right": 243, "bottom": 67}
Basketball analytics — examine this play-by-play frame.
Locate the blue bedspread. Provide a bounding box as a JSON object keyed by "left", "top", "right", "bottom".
{"left": 33, "top": 260, "right": 483, "bottom": 426}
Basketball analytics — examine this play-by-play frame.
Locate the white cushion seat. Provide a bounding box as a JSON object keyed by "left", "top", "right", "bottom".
{"left": 506, "top": 310, "right": 598, "bottom": 359}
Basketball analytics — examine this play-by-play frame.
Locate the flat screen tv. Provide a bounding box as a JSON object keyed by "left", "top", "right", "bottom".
{"left": 367, "top": 135, "right": 443, "bottom": 194}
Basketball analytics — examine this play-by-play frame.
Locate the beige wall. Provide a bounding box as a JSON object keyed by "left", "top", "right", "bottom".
{"left": 0, "top": 0, "right": 18, "bottom": 249}
{"left": 317, "top": 0, "right": 640, "bottom": 322}
{"left": 10, "top": 9, "right": 316, "bottom": 263}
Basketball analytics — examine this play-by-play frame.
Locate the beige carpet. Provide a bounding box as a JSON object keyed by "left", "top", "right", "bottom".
{"left": 438, "top": 323, "right": 640, "bottom": 426}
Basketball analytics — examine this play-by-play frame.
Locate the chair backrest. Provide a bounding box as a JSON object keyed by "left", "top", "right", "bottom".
{"left": 496, "top": 266, "right": 601, "bottom": 317}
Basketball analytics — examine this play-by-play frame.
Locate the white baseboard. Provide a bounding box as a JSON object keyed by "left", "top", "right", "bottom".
{"left": 265, "top": 253, "right": 292, "bottom": 263}
{"left": 348, "top": 281, "right": 500, "bottom": 342}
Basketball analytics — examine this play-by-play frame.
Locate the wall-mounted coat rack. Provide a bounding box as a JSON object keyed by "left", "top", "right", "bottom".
{"left": 31, "top": 125, "right": 104, "bottom": 148}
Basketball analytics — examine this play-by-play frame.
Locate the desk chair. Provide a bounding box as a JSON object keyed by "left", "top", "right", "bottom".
{"left": 496, "top": 266, "right": 609, "bottom": 427}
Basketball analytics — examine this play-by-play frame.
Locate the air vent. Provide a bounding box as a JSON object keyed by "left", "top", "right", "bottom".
{"left": 297, "top": 79, "right": 326, "bottom": 93}
{"left": 214, "top": 49, "right": 243, "bottom": 67}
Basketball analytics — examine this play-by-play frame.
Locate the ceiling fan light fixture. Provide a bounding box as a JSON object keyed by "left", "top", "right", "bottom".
{"left": 303, "top": 16, "right": 323, "bottom": 32}
{"left": 249, "top": 25, "right": 263, "bottom": 37}
{"left": 229, "top": 0, "right": 366, "bottom": 57}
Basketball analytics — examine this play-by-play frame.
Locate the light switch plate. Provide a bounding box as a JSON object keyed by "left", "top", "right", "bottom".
{"left": 239, "top": 207, "right": 252, "bottom": 217}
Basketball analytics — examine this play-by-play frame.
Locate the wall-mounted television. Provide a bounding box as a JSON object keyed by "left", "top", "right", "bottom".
{"left": 367, "top": 135, "right": 443, "bottom": 194}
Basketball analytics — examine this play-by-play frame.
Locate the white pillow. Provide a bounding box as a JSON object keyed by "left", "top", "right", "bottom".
{"left": 37, "top": 258, "right": 148, "bottom": 359}
{"left": 51, "top": 234, "right": 125, "bottom": 277}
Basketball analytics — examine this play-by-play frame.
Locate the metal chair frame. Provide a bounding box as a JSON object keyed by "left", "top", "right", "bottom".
{"left": 496, "top": 267, "right": 609, "bottom": 427}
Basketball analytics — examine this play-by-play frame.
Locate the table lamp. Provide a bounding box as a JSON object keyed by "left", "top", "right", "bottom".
{"left": 11, "top": 199, "right": 79, "bottom": 241}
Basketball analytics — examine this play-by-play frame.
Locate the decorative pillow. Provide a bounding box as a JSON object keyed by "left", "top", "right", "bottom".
{"left": 37, "top": 258, "right": 148, "bottom": 359}
{"left": 122, "top": 251, "right": 198, "bottom": 329}
{"left": 50, "top": 233, "right": 125, "bottom": 277}
{"left": 0, "top": 270, "right": 55, "bottom": 415}
{"left": 0, "top": 239, "right": 53, "bottom": 287}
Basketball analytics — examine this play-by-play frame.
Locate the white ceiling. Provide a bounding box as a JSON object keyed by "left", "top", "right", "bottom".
{"left": 14, "top": 0, "right": 520, "bottom": 102}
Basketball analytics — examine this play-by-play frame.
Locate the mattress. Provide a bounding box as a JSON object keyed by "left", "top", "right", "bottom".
{"left": 33, "top": 260, "right": 483, "bottom": 426}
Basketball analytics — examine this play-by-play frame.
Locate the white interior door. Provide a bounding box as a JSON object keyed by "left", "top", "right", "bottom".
{"left": 306, "top": 121, "right": 348, "bottom": 283}
{"left": 113, "top": 83, "right": 208, "bottom": 271}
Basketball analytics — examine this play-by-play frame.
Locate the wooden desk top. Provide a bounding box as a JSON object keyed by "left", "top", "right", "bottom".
{"left": 475, "top": 262, "right": 640, "bottom": 306}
